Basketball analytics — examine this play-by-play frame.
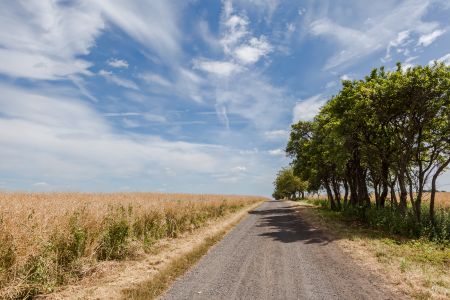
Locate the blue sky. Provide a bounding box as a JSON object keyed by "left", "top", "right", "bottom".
{"left": 1, "top": 0, "right": 450, "bottom": 195}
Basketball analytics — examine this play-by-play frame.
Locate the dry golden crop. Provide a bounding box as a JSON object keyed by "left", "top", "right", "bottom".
{"left": 0, "top": 192, "right": 265, "bottom": 298}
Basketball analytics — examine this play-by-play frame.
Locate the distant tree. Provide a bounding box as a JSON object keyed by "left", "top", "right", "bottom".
{"left": 272, "top": 167, "right": 308, "bottom": 200}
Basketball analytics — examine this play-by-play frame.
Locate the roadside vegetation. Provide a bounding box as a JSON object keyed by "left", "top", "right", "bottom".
{"left": 274, "top": 62, "right": 450, "bottom": 299}
{"left": 295, "top": 198, "right": 449, "bottom": 299}
{"left": 274, "top": 62, "right": 450, "bottom": 243}
{"left": 0, "top": 192, "right": 263, "bottom": 299}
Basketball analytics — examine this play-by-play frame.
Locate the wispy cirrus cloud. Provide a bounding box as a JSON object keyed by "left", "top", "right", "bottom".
{"left": 417, "top": 28, "right": 446, "bottom": 46}
{"left": 308, "top": 0, "right": 446, "bottom": 70}
{"left": 292, "top": 94, "right": 327, "bottom": 123}
{"left": 107, "top": 58, "right": 129, "bottom": 68}
{"left": 0, "top": 83, "right": 260, "bottom": 187}
{"left": 193, "top": 59, "right": 242, "bottom": 77}
{"left": 264, "top": 130, "right": 289, "bottom": 140}
{"left": 99, "top": 70, "right": 139, "bottom": 90}
{"left": 0, "top": 1, "right": 103, "bottom": 80}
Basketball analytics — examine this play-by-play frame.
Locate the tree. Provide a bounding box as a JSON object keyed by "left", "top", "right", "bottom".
{"left": 272, "top": 167, "right": 308, "bottom": 200}
{"left": 283, "top": 62, "right": 450, "bottom": 223}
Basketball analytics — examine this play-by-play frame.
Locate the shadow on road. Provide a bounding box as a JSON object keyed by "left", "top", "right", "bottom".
{"left": 249, "top": 204, "right": 332, "bottom": 245}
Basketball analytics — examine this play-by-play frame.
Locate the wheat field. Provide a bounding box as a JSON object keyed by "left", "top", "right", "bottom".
{"left": 0, "top": 192, "right": 265, "bottom": 298}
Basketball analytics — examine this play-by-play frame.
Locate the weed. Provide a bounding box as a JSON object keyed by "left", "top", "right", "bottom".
{"left": 97, "top": 217, "right": 129, "bottom": 260}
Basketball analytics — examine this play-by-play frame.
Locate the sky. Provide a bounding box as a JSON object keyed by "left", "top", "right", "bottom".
{"left": 1, "top": 0, "right": 450, "bottom": 196}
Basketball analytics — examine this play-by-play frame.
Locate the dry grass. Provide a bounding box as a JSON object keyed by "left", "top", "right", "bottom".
{"left": 0, "top": 192, "right": 265, "bottom": 299}
{"left": 305, "top": 192, "right": 450, "bottom": 208}
{"left": 422, "top": 192, "right": 450, "bottom": 209}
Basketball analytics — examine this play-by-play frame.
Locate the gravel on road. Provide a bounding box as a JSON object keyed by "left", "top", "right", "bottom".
{"left": 161, "top": 200, "right": 397, "bottom": 300}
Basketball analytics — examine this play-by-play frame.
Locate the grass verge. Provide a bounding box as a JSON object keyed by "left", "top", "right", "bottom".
{"left": 292, "top": 200, "right": 450, "bottom": 300}
{"left": 122, "top": 229, "right": 227, "bottom": 300}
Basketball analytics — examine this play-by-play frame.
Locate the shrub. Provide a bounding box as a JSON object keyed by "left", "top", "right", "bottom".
{"left": 97, "top": 212, "right": 130, "bottom": 260}
{"left": 319, "top": 201, "right": 450, "bottom": 243}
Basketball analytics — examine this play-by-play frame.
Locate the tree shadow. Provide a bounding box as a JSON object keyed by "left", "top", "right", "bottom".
{"left": 248, "top": 204, "right": 333, "bottom": 245}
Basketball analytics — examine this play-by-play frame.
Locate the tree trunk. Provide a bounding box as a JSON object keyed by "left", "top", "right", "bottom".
{"left": 389, "top": 175, "right": 398, "bottom": 207}
{"left": 331, "top": 177, "right": 342, "bottom": 210}
{"left": 430, "top": 158, "right": 450, "bottom": 224}
{"left": 343, "top": 179, "right": 349, "bottom": 208}
{"left": 406, "top": 171, "right": 419, "bottom": 220}
{"left": 374, "top": 181, "right": 380, "bottom": 208}
{"left": 324, "top": 179, "right": 337, "bottom": 210}
{"left": 379, "top": 160, "right": 389, "bottom": 208}
{"left": 357, "top": 167, "right": 370, "bottom": 207}
{"left": 397, "top": 169, "right": 408, "bottom": 213}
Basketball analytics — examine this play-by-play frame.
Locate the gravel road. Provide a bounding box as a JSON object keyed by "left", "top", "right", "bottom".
{"left": 161, "top": 200, "right": 396, "bottom": 300}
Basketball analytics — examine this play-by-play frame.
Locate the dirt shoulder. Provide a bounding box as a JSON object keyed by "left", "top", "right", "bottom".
{"left": 290, "top": 200, "right": 450, "bottom": 300}
{"left": 42, "top": 202, "right": 263, "bottom": 300}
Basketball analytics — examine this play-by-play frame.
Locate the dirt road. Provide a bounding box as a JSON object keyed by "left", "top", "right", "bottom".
{"left": 161, "top": 200, "right": 397, "bottom": 300}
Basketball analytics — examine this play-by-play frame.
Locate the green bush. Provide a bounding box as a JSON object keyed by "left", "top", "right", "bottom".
{"left": 51, "top": 216, "right": 87, "bottom": 270}
{"left": 97, "top": 217, "right": 129, "bottom": 260}
{"left": 329, "top": 203, "right": 450, "bottom": 243}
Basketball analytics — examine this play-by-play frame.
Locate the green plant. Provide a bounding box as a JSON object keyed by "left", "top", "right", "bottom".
{"left": 97, "top": 217, "right": 129, "bottom": 260}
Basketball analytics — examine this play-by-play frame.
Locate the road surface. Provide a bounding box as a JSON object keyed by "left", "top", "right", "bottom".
{"left": 161, "top": 200, "right": 395, "bottom": 300}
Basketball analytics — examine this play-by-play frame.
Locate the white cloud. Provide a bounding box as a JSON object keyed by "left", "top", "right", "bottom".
{"left": 401, "top": 63, "right": 415, "bottom": 72}
{"left": 340, "top": 74, "right": 352, "bottom": 81}
{"left": 99, "top": 70, "right": 139, "bottom": 90}
{"left": 0, "top": 48, "right": 92, "bottom": 80}
{"left": 417, "top": 29, "right": 446, "bottom": 46}
{"left": 107, "top": 58, "right": 129, "bottom": 68}
{"left": 430, "top": 53, "right": 450, "bottom": 66}
{"left": 137, "top": 72, "right": 172, "bottom": 87}
{"left": 219, "top": 0, "right": 272, "bottom": 65}
{"left": 104, "top": 112, "right": 166, "bottom": 123}
{"left": 193, "top": 59, "right": 242, "bottom": 77}
{"left": 188, "top": 0, "right": 284, "bottom": 128}
{"left": 215, "top": 72, "right": 288, "bottom": 128}
{"left": 93, "top": 1, "right": 181, "bottom": 63}
{"left": 268, "top": 149, "right": 284, "bottom": 156}
{"left": 0, "top": 1, "right": 103, "bottom": 79}
{"left": 233, "top": 0, "right": 280, "bottom": 22}
{"left": 234, "top": 36, "right": 272, "bottom": 64}
{"left": 0, "top": 1, "right": 183, "bottom": 82}
{"left": 308, "top": 1, "right": 442, "bottom": 70}
{"left": 384, "top": 30, "right": 411, "bottom": 61}
{"left": 292, "top": 94, "right": 327, "bottom": 123}
{"left": 0, "top": 83, "right": 252, "bottom": 184}
{"left": 231, "top": 166, "right": 247, "bottom": 172}
{"left": 264, "top": 130, "right": 289, "bottom": 140}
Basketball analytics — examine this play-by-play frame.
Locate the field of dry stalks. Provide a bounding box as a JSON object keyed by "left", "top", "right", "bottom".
{"left": 307, "top": 192, "right": 450, "bottom": 208}
{"left": 0, "top": 192, "right": 265, "bottom": 299}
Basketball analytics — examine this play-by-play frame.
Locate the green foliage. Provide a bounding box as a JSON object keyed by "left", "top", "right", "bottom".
{"left": 285, "top": 62, "right": 450, "bottom": 222}
{"left": 314, "top": 201, "right": 450, "bottom": 243}
{"left": 52, "top": 215, "right": 88, "bottom": 270}
{"left": 272, "top": 166, "right": 308, "bottom": 200}
{"left": 97, "top": 216, "right": 130, "bottom": 260}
